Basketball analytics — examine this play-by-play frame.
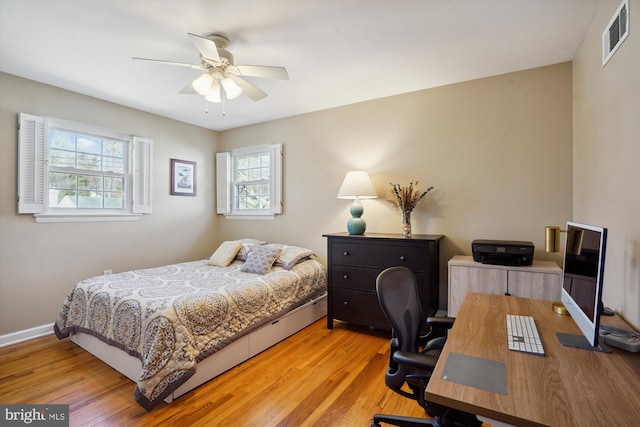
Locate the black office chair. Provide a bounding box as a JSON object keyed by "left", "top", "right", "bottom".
{"left": 372, "top": 266, "right": 481, "bottom": 427}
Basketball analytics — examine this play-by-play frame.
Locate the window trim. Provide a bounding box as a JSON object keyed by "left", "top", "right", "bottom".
{"left": 18, "top": 113, "right": 152, "bottom": 222}
{"left": 216, "top": 143, "right": 282, "bottom": 219}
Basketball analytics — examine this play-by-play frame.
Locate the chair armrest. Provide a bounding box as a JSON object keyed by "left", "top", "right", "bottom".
{"left": 420, "top": 316, "right": 455, "bottom": 345}
{"left": 393, "top": 350, "right": 439, "bottom": 371}
{"left": 426, "top": 316, "right": 455, "bottom": 329}
{"left": 423, "top": 336, "right": 447, "bottom": 352}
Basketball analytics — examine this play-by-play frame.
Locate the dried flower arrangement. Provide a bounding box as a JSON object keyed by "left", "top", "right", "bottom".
{"left": 389, "top": 181, "right": 434, "bottom": 236}
{"left": 389, "top": 181, "right": 434, "bottom": 213}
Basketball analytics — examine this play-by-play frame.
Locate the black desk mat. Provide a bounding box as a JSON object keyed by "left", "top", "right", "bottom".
{"left": 441, "top": 352, "right": 507, "bottom": 395}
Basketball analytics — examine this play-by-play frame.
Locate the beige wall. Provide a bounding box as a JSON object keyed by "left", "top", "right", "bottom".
{"left": 6, "top": 15, "right": 635, "bottom": 335}
{"left": 218, "top": 63, "right": 574, "bottom": 309}
{"left": 573, "top": 0, "right": 640, "bottom": 327}
{"left": 0, "top": 73, "right": 219, "bottom": 335}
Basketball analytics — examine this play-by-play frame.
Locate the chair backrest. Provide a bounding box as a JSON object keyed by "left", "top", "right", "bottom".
{"left": 376, "top": 266, "right": 423, "bottom": 390}
{"left": 376, "top": 266, "right": 423, "bottom": 352}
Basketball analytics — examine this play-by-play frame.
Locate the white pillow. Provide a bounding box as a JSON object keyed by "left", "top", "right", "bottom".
{"left": 208, "top": 240, "right": 243, "bottom": 267}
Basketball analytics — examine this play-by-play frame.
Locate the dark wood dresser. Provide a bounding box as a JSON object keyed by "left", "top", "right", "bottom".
{"left": 323, "top": 232, "right": 443, "bottom": 330}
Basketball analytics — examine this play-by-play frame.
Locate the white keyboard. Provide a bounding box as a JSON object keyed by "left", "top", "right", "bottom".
{"left": 506, "top": 314, "right": 545, "bottom": 356}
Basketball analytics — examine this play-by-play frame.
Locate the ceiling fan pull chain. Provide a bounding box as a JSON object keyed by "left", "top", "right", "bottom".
{"left": 222, "top": 90, "right": 227, "bottom": 117}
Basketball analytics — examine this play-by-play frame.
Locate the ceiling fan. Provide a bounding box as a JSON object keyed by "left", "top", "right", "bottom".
{"left": 133, "top": 33, "right": 289, "bottom": 104}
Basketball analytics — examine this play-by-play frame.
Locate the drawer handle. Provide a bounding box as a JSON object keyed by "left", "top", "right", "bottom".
{"left": 343, "top": 301, "right": 348, "bottom": 307}
{"left": 343, "top": 274, "right": 349, "bottom": 279}
{"left": 400, "top": 255, "right": 406, "bottom": 261}
{"left": 343, "top": 251, "right": 349, "bottom": 256}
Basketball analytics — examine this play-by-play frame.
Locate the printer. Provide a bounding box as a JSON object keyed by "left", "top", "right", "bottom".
{"left": 471, "top": 240, "right": 534, "bottom": 266}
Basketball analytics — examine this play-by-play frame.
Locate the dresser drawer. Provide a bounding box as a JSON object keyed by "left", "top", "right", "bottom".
{"left": 331, "top": 288, "right": 388, "bottom": 327}
{"left": 331, "top": 243, "right": 423, "bottom": 270}
{"left": 331, "top": 265, "right": 379, "bottom": 291}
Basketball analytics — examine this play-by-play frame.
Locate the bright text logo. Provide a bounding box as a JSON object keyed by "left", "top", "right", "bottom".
{"left": 1, "top": 405, "right": 68, "bottom": 426}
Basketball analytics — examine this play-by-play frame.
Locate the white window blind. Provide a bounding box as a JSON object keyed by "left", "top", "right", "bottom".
{"left": 216, "top": 152, "right": 231, "bottom": 214}
{"left": 132, "top": 137, "right": 153, "bottom": 214}
{"left": 18, "top": 113, "right": 46, "bottom": 214}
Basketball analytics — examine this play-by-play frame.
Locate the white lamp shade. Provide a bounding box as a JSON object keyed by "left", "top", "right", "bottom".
{"left": 337, "top": 171, "right": 377, "bottom": 199}
{"left": 221, "top": 77, "right": 242, "bottom": 100}
{"left": 192, "top": 73, "right": 214, "bottom": 95}
{"left": 204, "top": 80, "right": 222, "bottom": 103}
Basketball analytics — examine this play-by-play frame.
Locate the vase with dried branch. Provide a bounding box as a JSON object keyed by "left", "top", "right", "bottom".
{"left": 389, "top": 181, "right": 434, "bottom": 236}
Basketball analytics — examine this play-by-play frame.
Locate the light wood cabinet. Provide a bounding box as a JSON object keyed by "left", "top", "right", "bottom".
{"left": 447, "top": 255, "right": 562, "bottom": 317}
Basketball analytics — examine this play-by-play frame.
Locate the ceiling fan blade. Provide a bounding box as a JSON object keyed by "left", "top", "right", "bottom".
{"left": 229, "top": 76, "right": 268, "bottom": 101}
{"left": 132, "top": 57, "right": 207, "bottom": 70}
{"left": 187, "top": 33, "right": 220, "bottom": 63}
{"left": 236, "top": 65, "right": 289, "bottom": 80}
{"left": 179, "top": 82, "right": 197, "bottom": 94}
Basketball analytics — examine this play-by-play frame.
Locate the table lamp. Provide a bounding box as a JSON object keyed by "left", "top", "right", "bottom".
{"left": 545, "top": 226, "right": 566, "bottom": 253}
{"left": 337, "top": 171, "right": 377, "bottom": 235}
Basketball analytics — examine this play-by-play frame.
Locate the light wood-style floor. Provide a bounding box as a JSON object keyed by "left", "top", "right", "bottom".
{"left": 1, "top": 319, "right": 432, "bottom": 426}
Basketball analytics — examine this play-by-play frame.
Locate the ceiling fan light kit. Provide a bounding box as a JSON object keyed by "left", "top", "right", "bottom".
{"left": 192, "top": 73, "right": 215, "bottom": 95}
{"left": 133, "top": 32, "right": 289, "bottom": 113}
{"left": 204, "top": 81, "right": 221, "bottom": 103}
{"left": 220, "top": 77, "right": 242, "bottom": 100}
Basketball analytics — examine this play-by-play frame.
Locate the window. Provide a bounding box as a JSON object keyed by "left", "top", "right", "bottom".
{"left": 48, "top": 128, "right": 127, "bottom": 209}
{"left": 18, "top": 113, "right": 152, "bottom": 222}
{"left": 216, "top": 144, "right": 282, "bottom": 219}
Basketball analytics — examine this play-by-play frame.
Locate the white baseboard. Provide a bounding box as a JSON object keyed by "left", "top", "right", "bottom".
{"left": 0, "top": 323, "right": 54, "bottom": 347}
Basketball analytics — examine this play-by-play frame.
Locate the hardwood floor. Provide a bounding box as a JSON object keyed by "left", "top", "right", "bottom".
{"left": 1, "top": 319, "right": 432, "bottom": 426}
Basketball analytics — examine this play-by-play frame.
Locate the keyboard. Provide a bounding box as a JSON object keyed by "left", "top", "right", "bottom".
{"left": 506, "top": 314, "right": 545, "bottom": 356}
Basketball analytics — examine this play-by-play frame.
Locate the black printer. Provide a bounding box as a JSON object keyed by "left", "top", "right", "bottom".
{"left": 471, "top": 240, "right": 534, "bottom": 266}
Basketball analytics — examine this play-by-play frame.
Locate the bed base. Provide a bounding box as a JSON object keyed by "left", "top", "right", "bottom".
{"left": 70, "top": 292, "right": 327, "bottom": 403}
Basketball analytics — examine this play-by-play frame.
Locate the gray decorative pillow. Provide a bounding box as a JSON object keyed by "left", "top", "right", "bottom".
{"left": 234, "top": 239, "right": 267, "bottom": 261}
{"left": 240, "top": 244, "right": 282, "bottom": 274}
{"left": 276, "top": 245, "right": 315, "bottom": 270}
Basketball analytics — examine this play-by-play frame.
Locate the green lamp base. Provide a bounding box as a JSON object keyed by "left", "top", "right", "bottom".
{"left": 347, "top": 198, "right": 366, "bottom": 235}
{"left": 347, "top": 218, "right": 366, "bottom": 235}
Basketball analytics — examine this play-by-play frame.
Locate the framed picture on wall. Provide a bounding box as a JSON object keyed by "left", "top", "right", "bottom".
{"left": 170, "top": 159, "right": 197, "bottom": 196}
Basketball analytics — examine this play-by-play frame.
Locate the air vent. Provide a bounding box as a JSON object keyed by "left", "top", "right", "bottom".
{"left": 602, "top": 0, "right": 629, "bottom": 66}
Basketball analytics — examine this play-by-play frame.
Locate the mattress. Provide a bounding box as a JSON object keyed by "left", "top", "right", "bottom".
{"left": 54, "top": 257, "right": 326, "bottom": 410}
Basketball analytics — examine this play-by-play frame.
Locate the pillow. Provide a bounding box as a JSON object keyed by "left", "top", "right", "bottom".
{"left": 275, "top": 245, "right": 315, "bottom": 270}
{"left": 208, "top": 240, "right": 243, "bottom": 267}
{"left": 237, "top": 238, "right": 266, "bottom": 244}
{"left": 240, "top": 244, "right": 282, "bottom": 274}
{"left": 234, "top": 239, "right": 267, "bottom": 261}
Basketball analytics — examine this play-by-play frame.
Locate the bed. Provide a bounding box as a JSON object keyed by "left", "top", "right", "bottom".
{"left": 54, "top": 240, "right": 327, "bottom": 410}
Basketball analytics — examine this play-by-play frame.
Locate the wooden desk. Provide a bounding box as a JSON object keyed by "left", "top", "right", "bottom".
{"left": 425, "top": 292, "right": 640, "bottom": 427}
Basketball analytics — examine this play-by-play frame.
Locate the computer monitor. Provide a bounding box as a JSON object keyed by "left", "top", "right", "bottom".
{"left": 557, "top": 221, "right": 610, "bottom": 352}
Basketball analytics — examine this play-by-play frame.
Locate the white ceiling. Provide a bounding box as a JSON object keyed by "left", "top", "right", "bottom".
{"left": 0, "top": 0, "right": 596, "bottom": 131}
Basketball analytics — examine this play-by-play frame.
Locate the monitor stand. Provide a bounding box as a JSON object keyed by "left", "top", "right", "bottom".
{"left": 557, "top": 332, "right": 611, "bottom": 353}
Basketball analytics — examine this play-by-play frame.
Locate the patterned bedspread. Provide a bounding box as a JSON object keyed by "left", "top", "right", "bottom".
{"left": 54, "top": 258, "right": 326, "bottom": 410}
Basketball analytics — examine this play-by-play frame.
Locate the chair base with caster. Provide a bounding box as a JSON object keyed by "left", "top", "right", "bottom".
{"left": 372, "top": 409, "right": 482, "bottom": 427}
{"left": 372, "top": 413, "right": 438, "bottom": 426}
